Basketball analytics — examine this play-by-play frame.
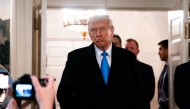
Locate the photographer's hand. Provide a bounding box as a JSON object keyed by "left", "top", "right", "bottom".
{"left": 31, "top": 75, "right": 55, "bottom": 109}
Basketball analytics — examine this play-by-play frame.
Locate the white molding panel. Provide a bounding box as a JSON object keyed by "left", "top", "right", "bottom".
{"left": 10, "top": 0, "right": 33, "bottom": 80}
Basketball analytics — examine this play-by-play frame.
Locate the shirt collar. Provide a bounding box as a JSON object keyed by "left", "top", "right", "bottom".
{"left": 94, "top": 43, "right": 112, "bottom": 57}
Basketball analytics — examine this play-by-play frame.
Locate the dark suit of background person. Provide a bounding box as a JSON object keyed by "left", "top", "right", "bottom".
{"left": 157, "top": 40, "right": 169, "bottom": 109}
{"left": 124, "top": 38, "right": 155, "bottom": 109}
{"left": 138, "top": 61, "right": 155, "bottom": 109}
{"left": 174, "top": 62, "right": 190, "bottom": 109}
{"left": 57, "top": 15, "right": 145, "bottom": 109}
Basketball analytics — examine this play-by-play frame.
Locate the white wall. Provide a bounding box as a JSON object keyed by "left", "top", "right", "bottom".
{"left": 47, "top": 0, "right": 179, "bottom": 10}
{"left": 109, "top": 11, "right": 168, "bottom": 109}
{"left": 47, "top": 9, "right": 168, "bottom": 109}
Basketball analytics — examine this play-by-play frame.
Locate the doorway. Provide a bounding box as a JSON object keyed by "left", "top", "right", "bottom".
{"left": 46, "top": 9, "right": 168, "bottom": 109}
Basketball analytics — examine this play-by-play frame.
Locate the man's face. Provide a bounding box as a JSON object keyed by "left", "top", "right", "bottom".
{"left": 112, "top": 37, "right": 122, "bottom": 48}
{"left": 158, "top": 45, "right": 168, "bottom": 62}
{"left": 125, "top": 41, "right": 139, "bottom": 56}
{"left": 88, "top": 20, "right": 114, "bottom": 51}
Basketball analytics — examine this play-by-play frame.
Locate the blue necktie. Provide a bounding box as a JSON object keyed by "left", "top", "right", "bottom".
{"left": 101, "top": 52, "right": 109, "bottom": 85}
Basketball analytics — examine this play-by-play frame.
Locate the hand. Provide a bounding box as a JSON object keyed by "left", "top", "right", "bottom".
{"left": 6, "top": 98, "right": 17, "bottom": 109}
{"left": 31, "top": 75, "right": 55, "bottom": 109}
{"left": 46, "top": 74, "right": 56, "bottom": 81}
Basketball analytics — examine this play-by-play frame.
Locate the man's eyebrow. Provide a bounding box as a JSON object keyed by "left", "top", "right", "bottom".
{"left": 90, "top": 28, "right": 96, "bottom": 29}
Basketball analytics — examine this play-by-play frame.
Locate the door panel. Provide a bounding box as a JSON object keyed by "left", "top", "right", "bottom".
{"left": 168, "top": 0, "right": 189, "bottom": 108}
{"left": 46, "top": 40, "right": 91, "bottom": 109}
{"left": 73, "top": 40, "right": 92, "bottom": 49}
{"left": 168, "top": 10, "right": 183, "bottom": 109}
{"left": 46, "top": 40, "right": 73, "bottom": 109}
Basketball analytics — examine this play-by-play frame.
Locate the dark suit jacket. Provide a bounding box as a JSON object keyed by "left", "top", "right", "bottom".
{"left": 138, "top": 61, "right": 155, "bottom": 109}
{"left": 158, "top": 65, "right": 168, "bottom": 109}
{"left": 174, "top": 62, "right": 190, "bottom": 109}
{"left": 57, "top": 43, "right": 145, "bottom": 109}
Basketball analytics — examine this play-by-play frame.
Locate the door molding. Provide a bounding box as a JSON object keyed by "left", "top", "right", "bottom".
{"left": 10, "top": 0, "right": 33, "bottom": 80}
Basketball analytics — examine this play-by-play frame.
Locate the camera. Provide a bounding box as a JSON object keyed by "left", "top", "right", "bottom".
{"left": 12, "top": 74, "right": 47, "bottom": 101}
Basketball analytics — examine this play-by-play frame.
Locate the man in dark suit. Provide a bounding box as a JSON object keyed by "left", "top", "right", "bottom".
{"left": 174, "top": 62, "right": 190, "bottom": 109}
{"left": 157, "top": 40, "right": 168, "bottom": 109}
{"left": 57, "top": 15, "right": 145, "bottom": 109}
{"left": 124, "top": 38, "right": 155, "bottom": 109}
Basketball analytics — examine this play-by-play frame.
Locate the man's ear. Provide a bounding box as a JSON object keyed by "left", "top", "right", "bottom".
{"left": 165, "top": 48, "right": 168, "bottom": 54}
{"left": 137, "top": 50, "right": 140, "bottom": 55}
{"left": 110, "top": 28, "right": 114, "bottom": 37}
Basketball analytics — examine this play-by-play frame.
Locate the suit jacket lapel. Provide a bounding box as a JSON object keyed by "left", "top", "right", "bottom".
{"left": 107, "top": 44, "right": 121, "bottom": 86}
{"left": 85, "top": 43, "right": 121, "bottom": 86}
{"left": 85, "top": 43, "right": 106, "bottom": 85}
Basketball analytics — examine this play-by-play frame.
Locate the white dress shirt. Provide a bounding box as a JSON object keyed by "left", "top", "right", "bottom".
{"left": 94, "top": 43, "right": 112, "bottom": 68}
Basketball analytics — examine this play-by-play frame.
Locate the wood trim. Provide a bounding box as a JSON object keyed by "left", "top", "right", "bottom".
{"left": 40, "top": 0, "right": 47, "bottom": 77}
{"left": 10, "top": 0, "right": 17, "bottom": 80}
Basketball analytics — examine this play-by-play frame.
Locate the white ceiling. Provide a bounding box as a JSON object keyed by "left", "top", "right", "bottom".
{"left": 46, "top": 0, "right": 178, "bottom": 10}
{"left": 0, "top": 0, "right": 11, "bottom": 20}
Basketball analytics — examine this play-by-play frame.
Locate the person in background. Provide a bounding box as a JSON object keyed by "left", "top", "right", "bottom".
{"left": 1, "top": 57, "right": 56, "bottom": 109}
{"left": 112, "top": 34, "right": 122, "bottom": 47}
{"left": 0, "top": 64, "right": 13, "bottom": 109}
{"left": 157, "top": 40, "right": 168, "bottom": 109}
{"left": 0, "top": 64, "right": 13, "bottom": 84}
{"left": 5, "top": 75, "right": 55, "bottom": 109}
{"left": 174, "top": 61, "right": 190, "bottom": 109}
{"left": 125, "top": 38, "right": 155, "bottom": 109}
{"left": 57, "top": 15, "right": 145, "bottom": 109}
